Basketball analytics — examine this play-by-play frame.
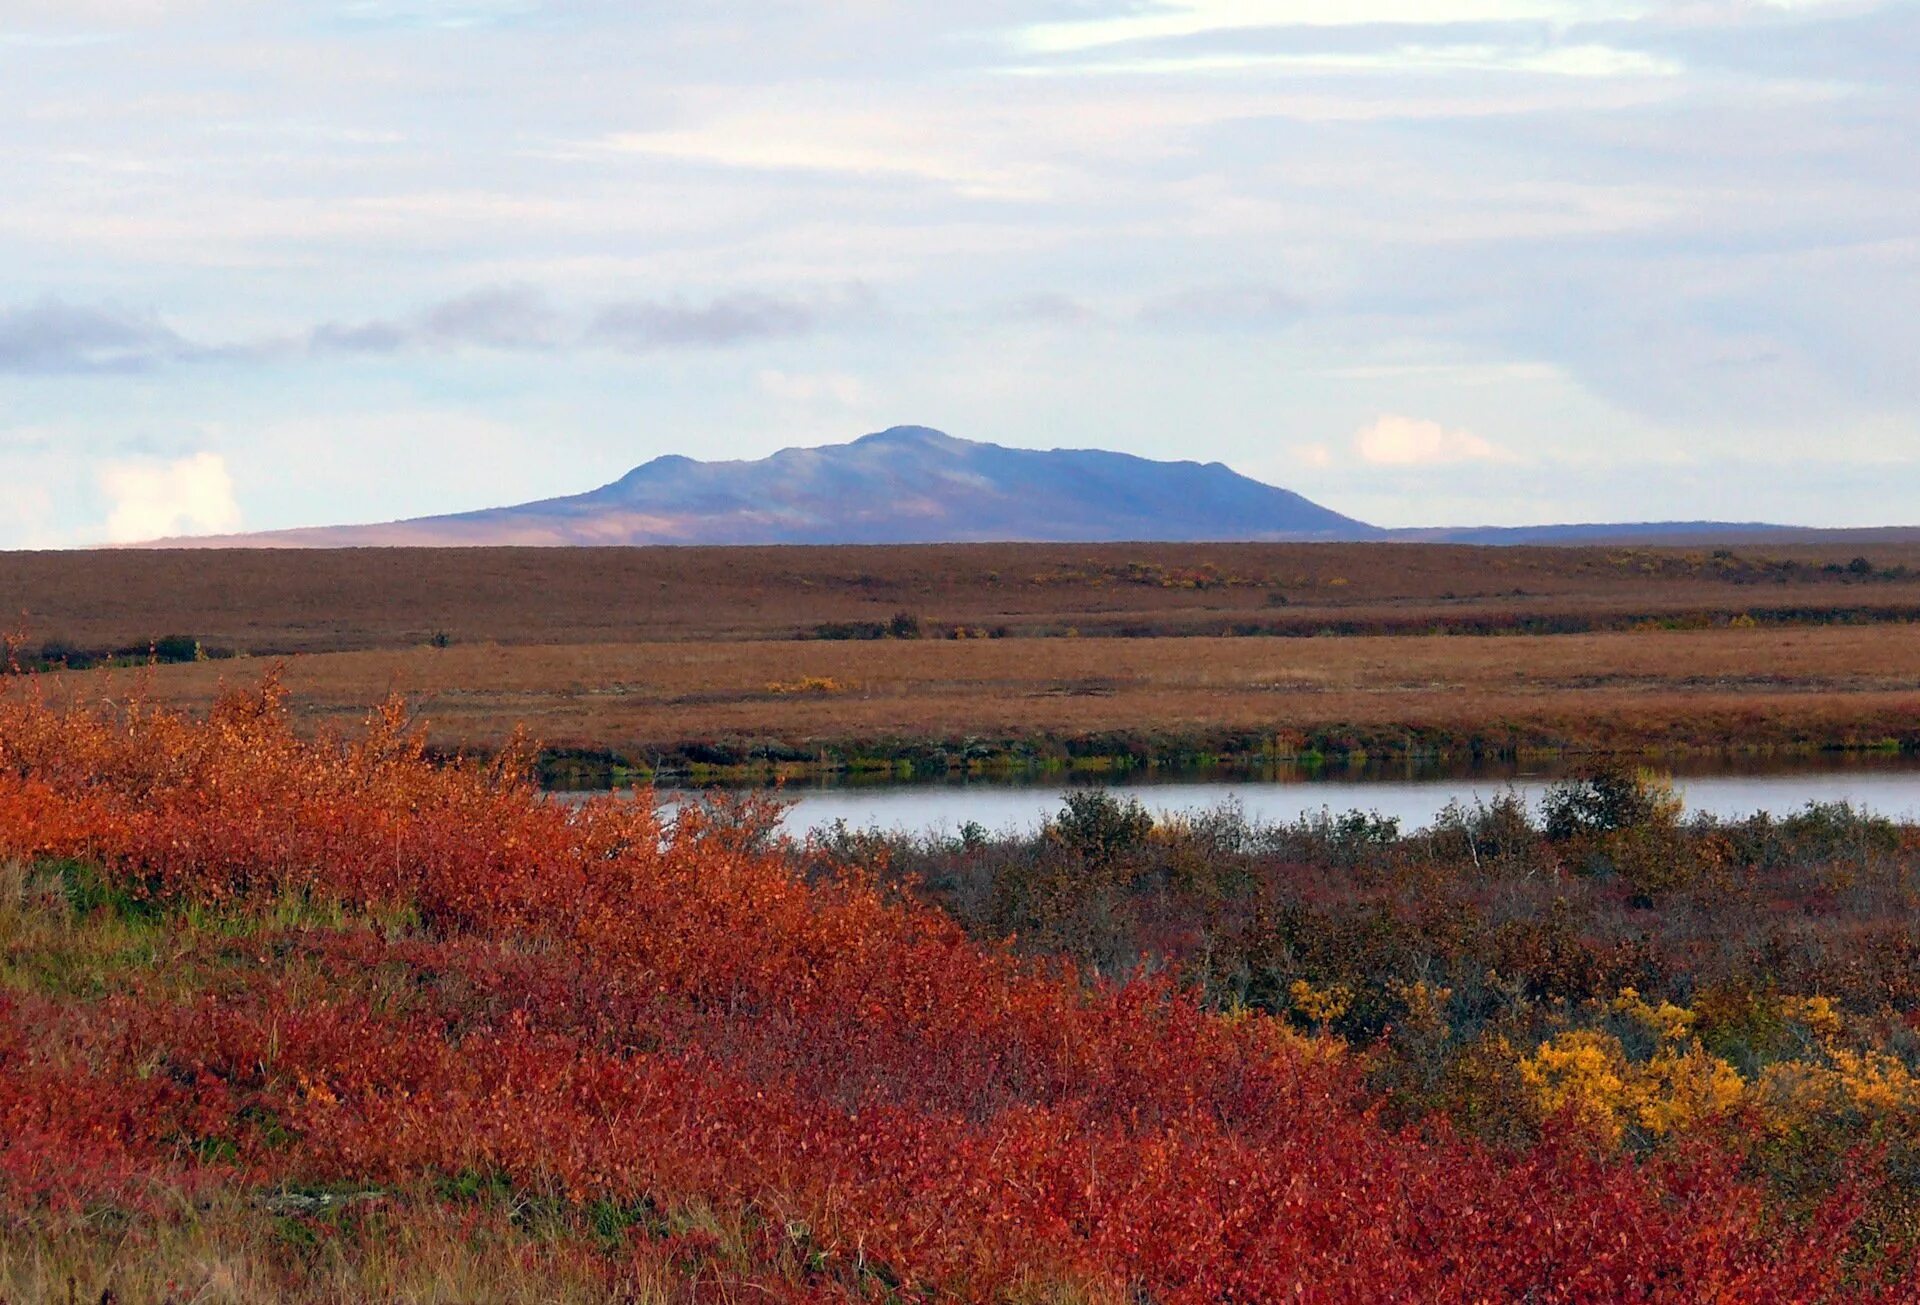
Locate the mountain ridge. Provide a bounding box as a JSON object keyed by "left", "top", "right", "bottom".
{"left": 160, "top": 425, "right": 1378, "bottom": 548}
{"left": 137, "top": 425, "right": 1882, "bottom": 549}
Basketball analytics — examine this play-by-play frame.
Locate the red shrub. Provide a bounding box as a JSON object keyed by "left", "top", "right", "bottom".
{"left": 1, "top": 678, "right": 1912, "bottom": 1300}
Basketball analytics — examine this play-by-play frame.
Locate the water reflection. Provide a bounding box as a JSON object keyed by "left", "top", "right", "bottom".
{"left": 627, "top": 753, "right": 1920, "bottom": 839}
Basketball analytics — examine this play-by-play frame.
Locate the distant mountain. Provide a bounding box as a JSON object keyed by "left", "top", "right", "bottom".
{"left": 177, "top": 426, "right": 1381, "bottom": 547}
{"left": 146, "top": 424, "right": 1866, "bottom": 549}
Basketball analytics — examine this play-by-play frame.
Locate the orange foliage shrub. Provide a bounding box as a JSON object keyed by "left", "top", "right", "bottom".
{"left": 0, "top": 676, "right": 1913, "bottom": 1300}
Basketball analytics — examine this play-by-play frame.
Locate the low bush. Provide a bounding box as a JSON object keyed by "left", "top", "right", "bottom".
{"left": 1, "top": 692, "right": 1914, "bottom": 1299}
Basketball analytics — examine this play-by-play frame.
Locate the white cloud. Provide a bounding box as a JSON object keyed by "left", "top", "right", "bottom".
{"left": 1011, "top": 0, "right": 1639, "bottom": 54}
{"left": 1353, "top": 414, "right": 1503, "bottom": 465}
{"left": 6, "top": 482, "right": 60, "bottom": 548}
{"left": 99, "top": 450, "right": 241, "bottom": 542}
{"left": 1004, "top": 44, "right": 1682, "bottom": 80}
{"left": 1290, "top": 441, "right": 1334, "bottom": 468}
{"left": 595, "top": 111, "right": 1058, "bottom": 201}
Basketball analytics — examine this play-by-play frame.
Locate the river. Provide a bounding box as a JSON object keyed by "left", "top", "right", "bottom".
{"left": 621, "top": 754, "right": 1920, "bottom": 838}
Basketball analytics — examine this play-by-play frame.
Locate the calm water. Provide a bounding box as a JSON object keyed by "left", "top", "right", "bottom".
{"left": 627, "top": 755, "right": 1920, "bottom": 839}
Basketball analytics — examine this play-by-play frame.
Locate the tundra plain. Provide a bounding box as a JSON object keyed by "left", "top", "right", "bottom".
{"left": 6, "top": 541, "right": 1920, "bottom": 774}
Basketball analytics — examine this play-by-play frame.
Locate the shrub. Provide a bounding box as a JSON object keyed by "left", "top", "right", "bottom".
{"left": 149, "top": 634, "right": 201, "bottom": 664}
{"left": 4, "top": 686, "right": 1916, "bottom": 1296}
{"left": 812, "top": 620, "right": 887, "bottom": 640}
{"left": 1045, "top": 789, "right": 1152, "bottom": 867}
{"left": 1542, "top": 765, "right": 1681, "bottom": 841}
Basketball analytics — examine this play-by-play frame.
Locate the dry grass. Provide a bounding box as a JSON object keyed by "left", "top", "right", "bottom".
{"left": 61, "top": 623, "right": 1920, "bottom": 760}
{"left": 14, "top": 542, "right": 1920, "bottom": 767}
{"left": 0, "top": 1194, "right": 675, "bottom": 1305}
{"left": 0, "top": 1202, "right": 1122, "bottom": 1305}
{"left": 8, "top": 541, "right": 1920, "bottom": 655}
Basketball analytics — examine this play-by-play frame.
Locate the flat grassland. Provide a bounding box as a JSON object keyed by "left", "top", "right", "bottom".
{"left": 10, "top": 542, "right": 1920, "bottom": 772}
{"left": 7, "top": 540, "right": 1920, "bottom": 652}
{"left": 62, "top": 625, "right": 1920, "bottom": 773}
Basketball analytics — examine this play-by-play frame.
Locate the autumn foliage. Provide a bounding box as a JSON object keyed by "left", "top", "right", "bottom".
{"left": 1, "top": 677, "right": 1916, "bottom": 1300}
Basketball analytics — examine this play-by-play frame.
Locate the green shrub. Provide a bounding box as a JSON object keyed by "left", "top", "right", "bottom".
{"left": 1045, "top": 790, "right": 1153, "bottom": 867}
{"left": 150, "top": 634, "right": 201, "bottom": 664}
{"left": 1541, "top": 765, "right": 1680, "bottom": 841}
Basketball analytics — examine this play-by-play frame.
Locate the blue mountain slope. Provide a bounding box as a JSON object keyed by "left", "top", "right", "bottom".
{"left": 406, "top": 425, "right": 1379, "bottom": 545}
{"left": 159, "top": 425, "right": 1849, "bottom": 548}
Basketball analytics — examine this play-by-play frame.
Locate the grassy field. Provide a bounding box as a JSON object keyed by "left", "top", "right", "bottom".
{"left": 49, "top": 623, "right": 1920, "bottom": 778}
{"left": 8, "top": 541, "right": 1920, "bottom": 778}
{"left": 7, "top": 541, "right": 1920, "bottom": 656}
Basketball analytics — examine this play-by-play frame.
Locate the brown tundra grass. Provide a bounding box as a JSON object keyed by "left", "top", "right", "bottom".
{"left": 65, "top": 623, "right": 1920, "bottom": 760}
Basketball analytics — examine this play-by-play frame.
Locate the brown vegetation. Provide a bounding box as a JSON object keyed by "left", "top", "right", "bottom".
{"left": 56, "top": 623, "right": 1920, "bottom": 774}
{"left": 7, "top": 540, "right": 1920, "bottom": 655}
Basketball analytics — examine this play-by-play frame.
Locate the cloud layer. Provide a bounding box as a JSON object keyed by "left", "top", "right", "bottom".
{"left": 100, "top": 452, "right": 242, "bottom": 544}
{"left": 1, "top": 0, "right": 1915, "bottom": 542}
{"left": 1354, "top": 415, "right": 1503, "bottom": 466}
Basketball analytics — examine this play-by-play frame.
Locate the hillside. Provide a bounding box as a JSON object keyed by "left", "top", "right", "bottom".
{"left": 186, "top": 426, "right": 1377, "bottom": 547}
{"left": 125, "top": 424, "right": 1909, "bottom": 550}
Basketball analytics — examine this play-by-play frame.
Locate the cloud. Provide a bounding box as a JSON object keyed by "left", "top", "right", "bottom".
{"left": 998, "top": 292, "right": 1097, "bottom": 324}
{"left": 593, "top": 110, "right": 1053, "bottom": 200}
{"left": 588, "top": 293, "right": 822, "bottom": 350}
{"left": 309, "top": 286, "right": 849, "bottom": 356}
{"left": 1139, "top": 285, "right": 1298, "bottom": 328}
{"left": 1, "top": 0, "right": 1915, "bottom": 535}
{"left": 99, "top": 451, "right": 241, "bottom": 543}
{"left": 420, "top": 285, "right": 560, "bottom": 349}
{"left": 312, "top": 284, "right": 560, "bottom": 354}
{"left": 1015, "top": 2, "right": 1551, "bottom": 52}
{"left": 1005, "top": 42, "right": 1682, "bottom": 80}
{"left": 0, "top": 299, "right": 194, "bottom": 374}
{"left": 1353, "top": 414, "right": 1503, "bottom": 465}
{"left": 310, "top": 319, "right": 410, "bottom": 353}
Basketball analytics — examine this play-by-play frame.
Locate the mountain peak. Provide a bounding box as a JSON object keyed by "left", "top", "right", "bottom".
{"left": 850, "top": 425, "right": 965, "bottom": 449}
{"left": 159, "top": 426, "right": 1381, "bottom": 547}
{"left": 129, "top": 423, "right": 1831, "bottom": 550}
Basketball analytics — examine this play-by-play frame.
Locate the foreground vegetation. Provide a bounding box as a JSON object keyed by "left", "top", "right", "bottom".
{"left": 820, "top": 780, "right": 1920, "bottom": 1216}
{"left": 2, "top": 678, "right": 1918, "bottom": 1300}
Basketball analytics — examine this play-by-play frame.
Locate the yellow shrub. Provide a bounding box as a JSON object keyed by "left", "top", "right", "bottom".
{"left": 1630, "top": 1044, "right": 1745, "bottom": 1138}
{"left": 1611, "top": 987, "right": 1695, "bottom": 1044}
{"left": 1778, "top": 994, "right": 1844, "bottom": 1044}
{"left": 1831, "top": 1049, "right": 1920, "bottom": 1115}
{"left": 1288, "top": 979, "right": 1353, "bottom": 1029}
{"left": 764, "top": 676, "right": 844, "bottom": 695}
{"left": 1521, "top": 1030, "right": 1631, "bottom": 1141}
{"left": 1520, "top": 1026, "right": 1745, "bottom": 1143}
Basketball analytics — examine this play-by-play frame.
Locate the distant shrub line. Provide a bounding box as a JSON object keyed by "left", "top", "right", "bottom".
{"left": 532, "top": 723, "right": 1920, "bottom": 789}
{"left": 1, "top": 632, "right": 236, "bottom": 674}
{"left": 800, "top": 605, "right": 1920, "bottom": 642}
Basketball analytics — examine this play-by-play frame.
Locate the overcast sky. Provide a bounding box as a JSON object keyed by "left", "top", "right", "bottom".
{"left": 2, "top": 0, "right": 1916, "bottom": 545}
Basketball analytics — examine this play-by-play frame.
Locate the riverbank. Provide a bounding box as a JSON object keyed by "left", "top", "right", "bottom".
{"left": 532, "top": 730, "right": 1920, "bottom": 788}
{"left": 34, "top": 622, "right": 1920, "bottom": 786}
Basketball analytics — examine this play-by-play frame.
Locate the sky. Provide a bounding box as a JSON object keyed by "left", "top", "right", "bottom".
{"left": 2, "top": 0, "right": 1916, "bottom": 546}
